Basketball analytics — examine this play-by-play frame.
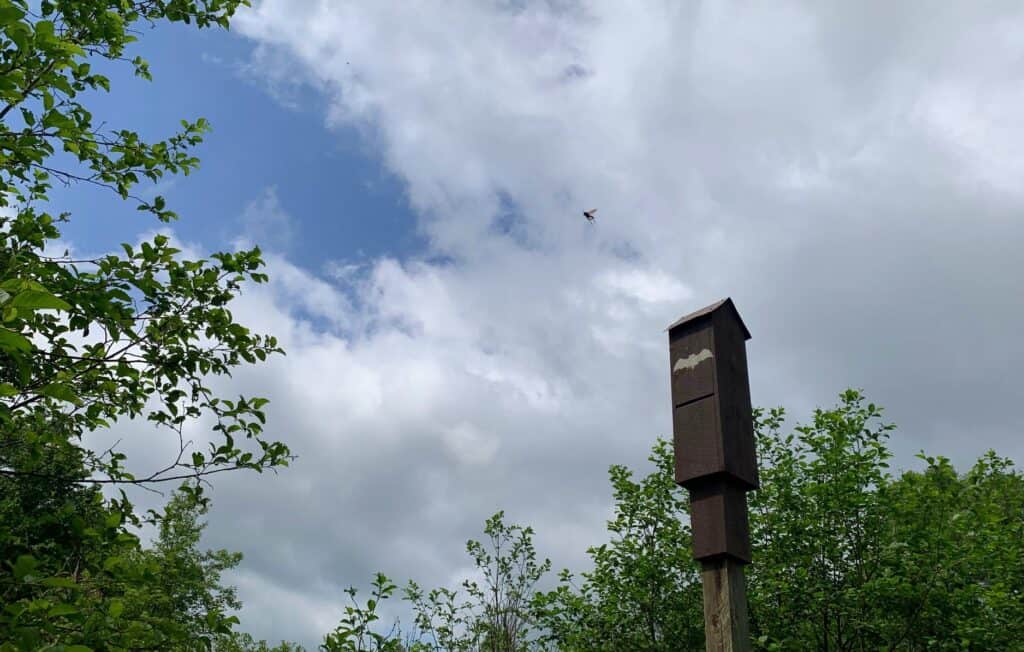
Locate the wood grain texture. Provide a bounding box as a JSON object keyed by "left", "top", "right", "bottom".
{"left": 700, "top": 558, "right": 752, "bottom": 652}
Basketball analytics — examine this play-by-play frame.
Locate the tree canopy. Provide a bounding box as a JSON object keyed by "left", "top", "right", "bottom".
{"left": 1, "top": 0, "right": 290, "bottom": 648}
{"left": 325, "top": 391, "right": 1024, "bottom": 652}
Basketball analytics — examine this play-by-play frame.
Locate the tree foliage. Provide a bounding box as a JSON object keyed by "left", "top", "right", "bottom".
{"left": 320, "top": 573, "right": 404, "bottom": 652}
{"left": 749, "top": 392, "right": 1024, "bottom": 650}
{"left": 0, "top": 0, "right": 287, "bottom": 489}
{"left": 537, "top": 391, "right": 1024, "bottom": 651}
{"left": 322, "top": 513, "right": 550, "bottom": 652}
{"left": 533, "top": 439, "right": 702, "bottom": 651}
{"left": 217, "top": 633, "right": 307, "bottom": 652}
{"left": 125, "top": 490, "right": 245, "bottom": 650}
{"left": 329, "top": 391, "right": 1024, "bottom": 651}
{"left": 747, "top": 393, "right": 895, "bottom": 649}
{"left": 0, "top": 0, "right": 291, "bottom": 648}
{"left": 408, "top": 512, "right": 550, "bottom": 652}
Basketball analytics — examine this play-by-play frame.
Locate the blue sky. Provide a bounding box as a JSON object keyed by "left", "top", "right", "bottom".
{"left": 66, "top": 2, "right": 1024, "bottom": 646}
{"left": 55, "top": 21, "right": 420, "bottom": 268}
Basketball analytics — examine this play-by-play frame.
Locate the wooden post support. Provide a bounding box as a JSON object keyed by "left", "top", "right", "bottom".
{"left": 667, "top": 298, "right": 756, "bottom": 652}
{"left": 700, "top": 558, "right": 751, "bottom": 652}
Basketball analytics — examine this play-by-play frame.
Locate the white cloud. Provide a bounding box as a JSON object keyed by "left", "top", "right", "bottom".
{"left": 442, "top": 422, "right": 500, "bottom": 466}
{"left": 238, "top": 186, "right": 296, "bottom": 251}
{"left": 119, "top": 1, "right": 1024, "bottom": 645}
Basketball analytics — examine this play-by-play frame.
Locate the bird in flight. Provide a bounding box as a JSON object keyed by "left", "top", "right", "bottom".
{"left": 583, "top": 208, "right": 597, "bottom": 223}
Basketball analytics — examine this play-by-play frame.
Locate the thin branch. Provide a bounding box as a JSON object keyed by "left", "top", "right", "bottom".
{"left": 0, "top": 59, "right": 60, "bottom": 122}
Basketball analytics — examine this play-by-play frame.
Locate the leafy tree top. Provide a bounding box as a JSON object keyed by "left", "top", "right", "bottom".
{"left": 0, "top": 0, "right": 288, "bottom": 490}
{"left": 1, "top": 1, "right": 293, "bottom": 647}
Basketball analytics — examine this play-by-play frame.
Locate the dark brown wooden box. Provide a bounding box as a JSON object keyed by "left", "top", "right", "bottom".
{"left": 668, "top": 298, "right": 759, "bottom": 490}
{"left": 688, "top": 479, "right": 752, "bottom": 563}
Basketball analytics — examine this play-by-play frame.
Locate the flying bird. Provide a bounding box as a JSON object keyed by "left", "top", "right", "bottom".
{"left": 583, "top": 208, "right": 597, "bottom": 223}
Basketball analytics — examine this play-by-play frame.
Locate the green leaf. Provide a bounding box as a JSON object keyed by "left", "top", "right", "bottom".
{"left": 11, "top": 555, "right": 38, "bottom": 581}
{"left": 39, "top": 383, "right": 82, "bottom": 405}
{"left": 7, "top": 21, "right": 30, "bottom": 50}
{"left": 0, "top": 4, "right": 26, "bottom": 25}
{"left": 9, "top": 289, "right": 72, "bottom": 311}
{"left": 40, "top": 576, "right": 79, "bottom": 589}
{"left": 47, "top": 603, "right": 79, "bottom": 617}
{"left": 0, "top": 328, "right": 32, "bottom": 352}
{"left": 102, "top": 556, "right": 124, "bottom": 572}
{"left": 0, "top": 382, "right": 17, "bottom": 397}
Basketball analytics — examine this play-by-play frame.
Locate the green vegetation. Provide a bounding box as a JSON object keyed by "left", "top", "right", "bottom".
{"left": 330, "top": 391, "right": 1024, "bottom": 652}
{"left": 0, "top": 0, "right": 289, "bottom": 648}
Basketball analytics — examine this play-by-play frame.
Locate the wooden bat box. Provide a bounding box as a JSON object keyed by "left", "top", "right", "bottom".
{"left": 668, "top": 298, "right": 759, "bottom": 491}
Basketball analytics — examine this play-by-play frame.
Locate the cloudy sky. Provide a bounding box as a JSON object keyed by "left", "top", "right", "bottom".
{"left": 61, "top": 1, "right": 1024, "bottom": 645}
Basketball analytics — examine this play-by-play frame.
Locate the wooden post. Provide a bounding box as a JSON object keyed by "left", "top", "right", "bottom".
{"left": 667, "top": 298, "right": 756, "bottom": 652}
{"left": 701, "top": 558, "right": 751, "bottom": 652}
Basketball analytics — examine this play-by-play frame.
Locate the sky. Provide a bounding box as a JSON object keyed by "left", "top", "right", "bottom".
{"left": 60, "top": 1, "right": 1024, "bottom": 646}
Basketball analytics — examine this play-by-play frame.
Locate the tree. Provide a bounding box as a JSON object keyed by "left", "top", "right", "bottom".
{"left": 747, "top": 392, "right": 896, "bottom": 649}
{"left": 747, "top": 391, "right": 1024, "bottom": 650}
{"left": 1, "top": 0, "right": 291, "bottom": 647}
{"left": 322, "top": 513, "right": 551, "bottom": 652}
{"left": 532, "top": 391, "right": 1024, "bottom": 651}
{"left": 117, "top": 488, "right": 307, "bottom": 651}
{"left": 876, "top": 451, "right": 1024, "bottom": 649}
{"left": 317, "top": 391, "right": 1023, "bottom": 651}
{"left": 320, "top": 573, "right": 406, "bottom": 652}
{"left": 408, "top": 512, "right": 551, "bottom": 652}
{"left": 534, "top": 439, "right": 703, "bottom": 651}
{"left": 0, "top": 431, "right": 255, "bottom": 649}
{"left": 126, "top": 489, "right": 244, "bottom": 650}
{"left": 218, "top": 633, "right": 307, "bottom": 652}
{"left": 0, "top": 0, "right": 287, "bottom": 492}
{"left": 0, "top": 417, "right": 150, "bottom": 648}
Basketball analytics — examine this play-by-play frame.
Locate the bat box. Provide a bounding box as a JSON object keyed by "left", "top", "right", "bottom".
{"left": 667, "top": 298, "right": 759, "bottom": 490}
{"left": 689, "top": 479, "right": 752, "bottom": 562}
